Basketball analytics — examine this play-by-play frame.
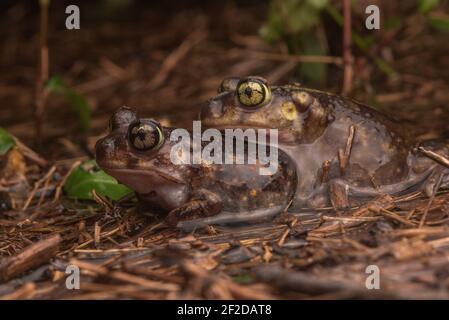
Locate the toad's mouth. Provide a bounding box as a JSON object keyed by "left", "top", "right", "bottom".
{"left": 100, "top": 167, "right": 185, "bottom": 194}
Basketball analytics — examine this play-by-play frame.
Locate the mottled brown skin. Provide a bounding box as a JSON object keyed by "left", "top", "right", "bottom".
{"left": 200, "top": 76, "right": 449, "bottom": 208}
{"left": 96, "top": 107, "right": 297, "bottom": 228}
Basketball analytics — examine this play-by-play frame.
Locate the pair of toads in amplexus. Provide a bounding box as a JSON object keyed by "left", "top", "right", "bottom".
{"left": 95, "top": 76, "right": 449, "bottom": 229}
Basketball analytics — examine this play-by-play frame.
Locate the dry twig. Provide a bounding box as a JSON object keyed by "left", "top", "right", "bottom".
{"left": 0, "top": 234, "right": 61, "bottom": 282}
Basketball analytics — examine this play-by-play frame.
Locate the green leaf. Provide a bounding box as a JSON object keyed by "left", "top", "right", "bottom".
{"left": 46, "top": 76, "right": 91, "bottom": 132}
{"left": 308, "top": 0, "right": 328, "bottom": 9}
{"left": 64, "top": 160, "right": 133, "bottom": 201}
{"left": 259, "top": 25, "right": 281, "bottom": 43}
{"left": 260, "top": 0, "right": 328, "bottom": 42}
{"left": 373, "top": 58, "right": 397, "bottom": 77}
{"left": 64, "top": 90, "right": 91, "bottom": 132}
{"left": 299, "top": 33, "right": 327, "bottom": 85}
{"left": 428, "top": 14, "right": 449, "bottom": 32}
{"left": 288, "top": 3, "right": 321, "bottom": 33}
{"left": 0, "top": 127, "right": 15, "bottom": 155}
{"left": 45, "top": 75, "right": 65, "bottom": 93}
{"left": 418, "top": 0, "right": 439, "bottom": 13}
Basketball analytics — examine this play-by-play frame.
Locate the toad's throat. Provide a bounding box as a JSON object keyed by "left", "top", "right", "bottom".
{"left": 101, "top": 167, "right": 185, "bottom": 194}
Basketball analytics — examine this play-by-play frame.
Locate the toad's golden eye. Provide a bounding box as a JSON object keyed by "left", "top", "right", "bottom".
{"left": 236, "top": 78, "right": 271, "bottom": 107}
{"left": 128, "top": 120, "right": 164, "bottom": 151}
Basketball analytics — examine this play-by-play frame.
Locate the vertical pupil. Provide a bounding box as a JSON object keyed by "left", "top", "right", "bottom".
{"left": 137, "top": 129, "right": 146, "bottom": 140}
{"left": 244, "top": 86, "right": 253, "bottom": 97}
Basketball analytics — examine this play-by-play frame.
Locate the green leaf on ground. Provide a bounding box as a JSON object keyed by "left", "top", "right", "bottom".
{"left": 63, "top": 160, "right": 133, "bottom": 200}
{"left": 0, "top": 127, "right": 15, "bottom": 156}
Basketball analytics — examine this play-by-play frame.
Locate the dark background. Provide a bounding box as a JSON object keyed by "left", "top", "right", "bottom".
{"left": 1, "top": 0, "right": 448, "bottom": 159}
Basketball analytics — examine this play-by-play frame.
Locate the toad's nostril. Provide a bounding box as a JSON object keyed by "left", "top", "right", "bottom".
{"left": 201, "top": 100, "right": 223, "bottom": 119}
{"left": 95, "top": 137, "right": 115, "bottom": 158}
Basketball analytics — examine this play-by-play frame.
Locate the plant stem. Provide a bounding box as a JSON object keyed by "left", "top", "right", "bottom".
{"left": 35, "top": 0, "right": 50, "bottom": 149}
{"left": 342, "top": 0, "right": 353, "bottom": 95}
{"left": 326, "top": 4, "right": 397, "bottom": 78}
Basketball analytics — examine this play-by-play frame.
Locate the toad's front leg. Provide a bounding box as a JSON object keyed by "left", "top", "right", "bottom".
{"left": 165, "top": 189, "right": 222, "bottom": 226}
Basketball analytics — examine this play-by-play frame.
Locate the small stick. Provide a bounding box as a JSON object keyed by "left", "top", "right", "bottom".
{"left": 420, "top": 172, "right": 445, "bottom": 228}
{"left": 0, "top": 283, "right": 36, "bottom": 300}
{"left": 262, "top": 244, "right": 272, "bottom": 263}
{"left": 22, "top": 165, "right": 56, "bottom": 211}
{"left": 53, "top": 160, "right": 82, "bottom": 202}
{"left": 418, "top": 146, "right": 449, "bottom": 169}
{"left": 36, "top": 165, "right": 55, "bottom": 207}
{"left": 405, "top": 209, "right": 416, "bottom": 220}
{"left": 70, "top": 259, "right": 179, "bottom": 292}
{"left": 181, "top": 260, "right": 274, "bottom": 299}
{"left": 92, "top": 189, "right": 113, "bottom": 212}
{"left": 0, "top": 234, "right": 61, "bottom": 282}
{"left": 277, "top": 228, "right": 290, "bottom": 246}
{"left": 391, "top": 227, "right": 448, "bottom": 237}
{"left": 14, "top": 138, "right": 48, "bottom": 167}
{"left": 276, "top": 214, "right": 297, "bottom": 247}
{"left": 235, "top": 49, "right": 343, "bottom": 65}
{"left": 321, "top": 160, "right": 331, "bottom": 183}
{"left": 378, "top": 208, "right": 417, "bottom": 227}
{"left": 329, "top": 182, "right": 350, "bottom": 210}
{"left": 94, "top": 222, "right": 101, "bottom": 247}
{"left": 338, "top": 125, "right": 356, "bottom": 176}
{"left": 342, "top": 0, "right": 353, "bottom": 95}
